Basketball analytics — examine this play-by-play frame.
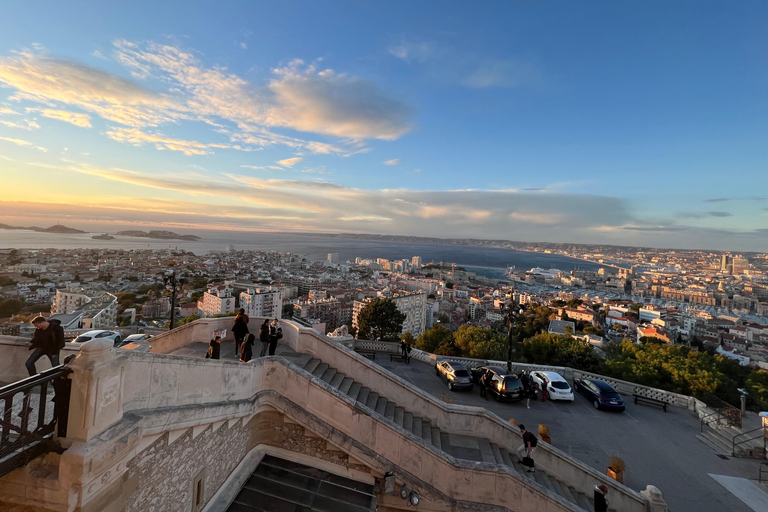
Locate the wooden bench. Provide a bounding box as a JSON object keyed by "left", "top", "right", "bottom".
{"left": 389, "top": 353, "right": 410, "bottom": 364}
{"left": 633, "top": 394, "right": 668, "bottom": 412}
{"left": 355, "top": 349, "right": 377, "bottom": 360}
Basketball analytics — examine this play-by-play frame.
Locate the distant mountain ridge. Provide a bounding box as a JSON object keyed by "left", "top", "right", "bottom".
{"left": 116, "top": 230, "right": 200, "bottom": 241}
{"left": 0, "top": 223, "right": 86, "bottom": 234}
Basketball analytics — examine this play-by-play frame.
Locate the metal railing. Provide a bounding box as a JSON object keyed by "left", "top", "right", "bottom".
{"left": 732, "top": 426, "right": 767, "bottom": 458}
{"left": 0, "top": 364, "right": 72, "bottom": 478}
{"left": 700, "top": 393, "right": 741, "bottom": 428}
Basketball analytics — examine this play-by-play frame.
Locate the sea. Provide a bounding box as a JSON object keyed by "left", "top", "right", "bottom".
{"left": 0, "top": 229, "right": 603, "bottom": 280}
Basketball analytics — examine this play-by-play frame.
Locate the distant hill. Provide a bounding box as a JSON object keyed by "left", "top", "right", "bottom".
{"left": 0, "top": 223, "right": 86, "bottom": 234}
{"left": 116, "top": 230, "right": 200, "bottom": 241}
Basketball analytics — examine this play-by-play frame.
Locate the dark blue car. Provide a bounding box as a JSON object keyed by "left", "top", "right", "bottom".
{"left": 574, "top": 378, "right": 625, "bottom": 411}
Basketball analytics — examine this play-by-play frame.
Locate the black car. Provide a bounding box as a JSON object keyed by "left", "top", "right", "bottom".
{"left": 435, "top": 361, "right": 474, "bottom": 391}
{"left": 471, "top": 366, "right": 525, "bottom": 402}
{"left": 574, "top": 378, "right": 625, "bottom": 411}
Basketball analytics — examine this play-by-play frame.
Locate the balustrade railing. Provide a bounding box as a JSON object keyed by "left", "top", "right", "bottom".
{"left": 0, "top": 364, "right": 72, "bottom": 478}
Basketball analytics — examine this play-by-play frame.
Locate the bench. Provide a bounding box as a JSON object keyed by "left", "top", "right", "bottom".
{"left": 633, "top": 394, "right": 668, "bottom": 412}
{"left": 389, "top": 353, "right": 410, "bottom": 364}
{"left": 355, "top": 349, "right": 377, "bottom": 360}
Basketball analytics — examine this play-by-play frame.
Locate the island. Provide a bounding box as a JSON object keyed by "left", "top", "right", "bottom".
{"left": 0, "top": 223, "right": 86, "bottom": 234}
{"left": 92, "top": 234, "right": 115, "bottom": 240}
{"left": 116, "top": 230, "right": 200, "bottom": 241}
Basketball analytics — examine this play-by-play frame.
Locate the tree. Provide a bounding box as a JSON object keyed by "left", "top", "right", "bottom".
{"left": 192, "top": 276, "right": 209, "bottom": 289}
{"left": 453, "top": 324, "right": 507, "bottom": 360}
{"left": 0, "top": 298, "right": 23, "bottom": 318}
{"left": 282, "top": 303, "right": 295, "bottom": 318}
{"left": 356, "top": 299, "right": 406, "bottom": 341}
{"left": 416, "top": 324, "right": 453, "bottom": 353}
{"left": 401, "top": 332, "right": 415, "bottom": 345}
{"left": 0, "top": 276, "right": 16, "bottom": 286}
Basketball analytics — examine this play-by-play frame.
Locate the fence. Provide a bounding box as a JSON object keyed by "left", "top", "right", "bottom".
{"left": 0, "top": 364, "right": 72, "bottom": 478}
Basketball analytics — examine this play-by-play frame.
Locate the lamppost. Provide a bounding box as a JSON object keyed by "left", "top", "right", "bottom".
{"left": 504, "top": 303, "right": 524, "bottom": 373}
{"left": 163, "top": 271, "right": 186, "bottom": 330}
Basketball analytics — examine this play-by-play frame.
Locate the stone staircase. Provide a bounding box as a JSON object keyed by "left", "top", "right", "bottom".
{"left": 284, "top": 350, "right": 600, "bottom": 511}
{"left": 699, "top": 422, "right": 766, "bottom": 458}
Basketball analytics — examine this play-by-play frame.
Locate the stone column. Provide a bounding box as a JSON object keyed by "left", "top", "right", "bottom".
{"left": 641, "top": 485, "right": 668, "bottom": 512}
{"left": 64, "top": 338, "right": 124, "bottom": 442}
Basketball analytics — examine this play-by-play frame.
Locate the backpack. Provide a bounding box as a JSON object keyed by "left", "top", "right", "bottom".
{"left": 276, "top": 327, "right": 283, "bottom": 339}
{"left": 406, "top": 345, "right": 412, "bottom": 353}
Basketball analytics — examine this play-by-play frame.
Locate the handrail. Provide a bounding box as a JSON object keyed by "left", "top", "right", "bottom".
{"left": 0, "top": 364, "right": 72, "bottom": 397}
{"left": 700, "top": 410, "right": 723, "bottom": 433}
{"left": 732, "top": 426, "right": 768, "bottom": 457}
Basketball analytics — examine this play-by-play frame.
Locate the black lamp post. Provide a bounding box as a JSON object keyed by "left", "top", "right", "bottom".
{"left": 504, "top": 303, "right": 524, "bottom": 373}
{"left": 164, "top": 271, "right": 186, "bottom": 330}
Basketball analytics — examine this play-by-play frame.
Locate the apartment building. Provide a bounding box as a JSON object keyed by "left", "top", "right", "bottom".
{"left": 240, "top": 287, "right": 283, "bottom": 319}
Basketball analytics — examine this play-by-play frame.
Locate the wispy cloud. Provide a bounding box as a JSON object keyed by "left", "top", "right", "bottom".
{"left": 277, "top": 157, "right": 304, "bottom": 167}
{"left": 388, "top": 41, "right": 434, "bottom": 63}
{"left": 463, "top": 59, "right": 543, "bottom": 89}
{"left": 704, "top": 196, "right": 766, "bottom": 203}
{"left": 0, "top": 136, "right": 46, "bottom": 151}
{"left": 105, "top": 127, "right": 256, "bottom": 155}
{"left": 34, "top": 108, "right": 92, "bottom": 128}
{"left": 241, "top": 165, "right": 283, "bottom": 171}
{"left": 0, "top": 118, "right": 39, "bottom": 130}
{"left": 676, "top": 210, "right": 733, "bottom": 219}
{"left": 384, "top": 158, "right": 401, "bottom": 166}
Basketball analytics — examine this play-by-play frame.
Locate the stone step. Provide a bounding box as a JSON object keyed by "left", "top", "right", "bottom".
{"left": 303, "top": 358, "right": 321, "bottom": 375}
{"left": 312, "top": 363, "right": 329, "bottom": 378}
{"left": 357, "top": 387, "right": 370, "bottom": 406}
{"left": 338, "top": 377, "right": 354, "bottom": 395}
{"left": 431, "top": 427, "right": 442, "bottom": 451}
{"left": 320, "top": 367, "right": 337, "bottom": 384}
{"left": 347, "top": 382, "right": 362, "bottom": 402}
{"left": 572, "top": 488, "right": 592, "bottom": 511}
{"left": 556, "top": 480, "right": 577, "bottom": 504}
{"left": 499, "top": 448, "right": 518, "bottom": 473}
{"left": 547, "top": 477, "right": 567, "bottom": 500}
{"left": 366, "top": 392, "right": 379, "bottom": 410}
{"left": 329, "top": 372, "right": 345, "bottom": 389}
{"left": 393, "top": 407, "right": 405, "bottom": 427}
{"left": 699, "top": 431, "right": 733, "bottom": 455}
{"left": 477, "top": 438, "right": 497, "bottom": 464}
{"left": 412, "top": 416, "right": 422, "bottom": 436}
{"left": 421, "top": 420, "right": 431, "bottom": 442}
{"left": 490, "top": 443, "right": 504, "bottom": 465}
{"left": 384, "top": 402, "right": 396, "bottom": 421}
{"left": 291, "top": 353, "right": 313, "bottom": 368}
{"left": 532, "top": 470, "right": 554, "bottom": 492}
{"left": 403, "top": 412, "right": 413, "bottom": 432}
{"left": 375, "top": 397, "right": 387, "bottom": 416}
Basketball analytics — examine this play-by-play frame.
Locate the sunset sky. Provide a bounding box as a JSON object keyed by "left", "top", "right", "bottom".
{"left": 0, "top": 1, "right": 766, "bottom": 250}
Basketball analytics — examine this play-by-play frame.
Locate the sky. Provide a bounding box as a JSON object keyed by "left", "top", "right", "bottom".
{"left": 0, "top": 1, "right": 765, "bottom": 251}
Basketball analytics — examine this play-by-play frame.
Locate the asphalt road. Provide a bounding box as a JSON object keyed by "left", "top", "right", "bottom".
{"left": 375, "top": 356, "right": 765, "bottom": 512}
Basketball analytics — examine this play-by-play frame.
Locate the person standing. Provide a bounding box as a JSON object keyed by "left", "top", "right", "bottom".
{"left": 593, "top": 484, "right": 608, "bottom": 512}
{"left": 259, "top": 319, "right": 270, "bottom": 357}
{"left": 516, "top": 424, "right": 537, "bottom": 472}
{"left": 232, "top": 308, "right": 250, "bottom": 357}
{"left": 240, "top": 333, "right": 255, "bottom": 362}
{"left": 268, "top": 318, "right": 280, "bottom": 356}
{"left": 480, "top": 371, "right": 491, "bottom": 399}
{"left": 26, "top": 316, "right": 64, "bottom": 376}
{"left": 207, "top": 335, "right": 221, "bottom": 360}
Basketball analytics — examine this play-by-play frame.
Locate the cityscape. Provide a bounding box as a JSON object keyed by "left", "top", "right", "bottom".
{"left": 1, "top": 2, "right": 767, "bottom": 512}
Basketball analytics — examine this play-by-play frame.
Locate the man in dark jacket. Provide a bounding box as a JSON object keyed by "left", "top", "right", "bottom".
{"left": 26, "top": 316, "right": 65, "bottom": 376}
{"left": 593, "top": 484, "right": 608, "bottom": 512}
{"left": 232, "top": 309, "right": 250, "bottom": 357}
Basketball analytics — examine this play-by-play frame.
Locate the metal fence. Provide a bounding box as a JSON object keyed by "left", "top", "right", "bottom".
{"left": 0, "top": 364, "right": 72, "bottom": 478}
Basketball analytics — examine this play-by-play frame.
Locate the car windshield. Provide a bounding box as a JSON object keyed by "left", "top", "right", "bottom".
{"left": 73, "top": 335, "right": 92, "bottom": 343}
{"left": 551, "top": 381, "right": 570, "bottom": 390}
{"left": 503, "top": 378, "right": 522, "bottom": 391}
{"left": 454, "top": 369, "right": 470, "bottom": 377}
{"left": 603, "top": 391, "right": 622, "bottom": 399}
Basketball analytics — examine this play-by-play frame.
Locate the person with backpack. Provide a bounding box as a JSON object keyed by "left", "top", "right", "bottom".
{"left": 232, "top": 308, "right": 250, "bottom": 357}
{"left": 516, "top": 424, "right": 538, "bottom": 472}
{"left": 259, "top": 319, "right": 270, "bottom": 357}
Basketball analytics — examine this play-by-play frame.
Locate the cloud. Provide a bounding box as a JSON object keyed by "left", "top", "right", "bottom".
{"left": 413, "top": 168, "right": 422, "bottom": 173}
{"left": 34, "top": 108, "right": 92, "bottom": 128}
{"left": 388, "top": 41, "right": 434, "bottom": 63}
{"left": 704, "top": 196, "right": 766, "bottom": 203}
{"left": 301, "top": 168, "right": 328, "bottom": 174}
{"left": 463, "top": 59, "right": 543, "bottom": 89}
{"left": 676, "top": 210, "right": 734, "bottom": 219}
{"left": 0, "top": 106, "right": 20, "bottom": 115}
{"left": 240, "top": 42, "right": 247, "bottom": 50}
{"left": 0, "top": 119, "right": 39, "bottom": 130}
{"left": 384, "top": 158, "right": 401, "bottom": 166}
{"left": 0, "top": 136, "right": 46, "bottom": 151}
{"left": 241, "top": 165, "right": 282, "bottom": 171}
{"left": 106, "top": 127, "right": 256, "bottom": 155}
{"left": 277, "top": 157, "right": 304, "bottom": 167}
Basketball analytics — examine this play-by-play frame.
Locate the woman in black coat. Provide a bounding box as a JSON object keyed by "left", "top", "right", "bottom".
{"left": 240, "top": 333, "right": 255, "bottom": 362}
{"left": 232, "top": 309, "right": 250, "bottom": 357}
{"left": 259, "top": 319, "right": 270, "bottom": 357}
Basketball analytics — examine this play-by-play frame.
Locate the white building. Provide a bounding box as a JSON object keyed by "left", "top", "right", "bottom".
{"left": 327, "top": 253, "right": 340, "bottom": 265}
{"left": 197, "top": 289, "right": 235, "bottom": 317}
{"left": 52, "top": 288, "right": 118, "bottom": 329}
{"left": 352, "top": 291, "right": 427, "bottom": 338}
{"left": 240, "top": 287, "right": 283, "bottom": 319}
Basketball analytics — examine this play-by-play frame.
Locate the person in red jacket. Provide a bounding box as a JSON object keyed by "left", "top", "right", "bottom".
{"left": 26, "top": 316, "right": 64, "bottom": 376}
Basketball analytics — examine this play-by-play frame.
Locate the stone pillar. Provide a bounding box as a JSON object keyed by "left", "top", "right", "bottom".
{"left": 64, "top": 338, "right": 124, "bottom": 442}
{"left": 641, "top": 485, "right": 668, "bottom": 512}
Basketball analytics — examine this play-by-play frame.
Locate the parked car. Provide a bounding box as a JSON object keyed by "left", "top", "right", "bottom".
{"left": 575, "top": 378, "right": 625, "bottom": 411}
{"left": 471, "top": 366, "right": 525, "bottom": 402}
{"left": 435, "top": 361, "right": 474, "bottom": 391}
{"left": 116, "top": 333, "right": 153, "bottom": 347}
{"left": 72, "top": 330, "right": 122, "bottom": 346}
{"left": 530, "top": 371, "right": 574, "bottom": 401}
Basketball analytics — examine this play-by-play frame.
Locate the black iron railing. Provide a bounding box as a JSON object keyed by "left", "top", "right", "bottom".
{"left": 732, "top": 425, "right": 767, "bottom": 457}
{"left": 700, "top": 393, "right": 742, "bottom": 428}
{"left": 0, "top": 365, "right": 72, "bottom": 478}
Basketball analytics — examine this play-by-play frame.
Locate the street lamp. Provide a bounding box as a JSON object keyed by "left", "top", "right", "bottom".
{"left": 503, "top": 304, "right": 524, "bottom": 373}
{"left": 163, "top": 271, "right": 186, "bottom": 330}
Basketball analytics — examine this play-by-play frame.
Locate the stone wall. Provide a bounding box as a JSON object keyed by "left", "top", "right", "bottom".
{"left": 125, "top": 421, "right": 248, "bottom": 512}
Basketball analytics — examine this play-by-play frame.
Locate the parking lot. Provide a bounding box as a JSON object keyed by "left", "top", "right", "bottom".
{"left": 375, "top": 356, "right": 766, "bottom": 512}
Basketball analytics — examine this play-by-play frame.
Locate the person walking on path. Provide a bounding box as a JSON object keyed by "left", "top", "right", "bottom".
{"left": 516, "top": 424, "right": 537, "bottom": 472}
{"left": 207, "top": 335, "right": 222, "bottom": 360}
{"left": 240, "top": 333, "right": 255, "bottom": 362}
{"left": 259, "top": 319, "right": 270, "bottom": 357}
{"left": 593, "top": 484, "right": 608, "bottom": 512}
{"left": 480, "top": 371, "right": 491, "bottom": 399}
{"left": 26, "top": 316, "right": 65, "bottom": 376}
{"left": 268, "top": 318, "right": 280, "bottom": 356}
{"left": 232, "top": 308, "right": 250, "bottom": 357}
